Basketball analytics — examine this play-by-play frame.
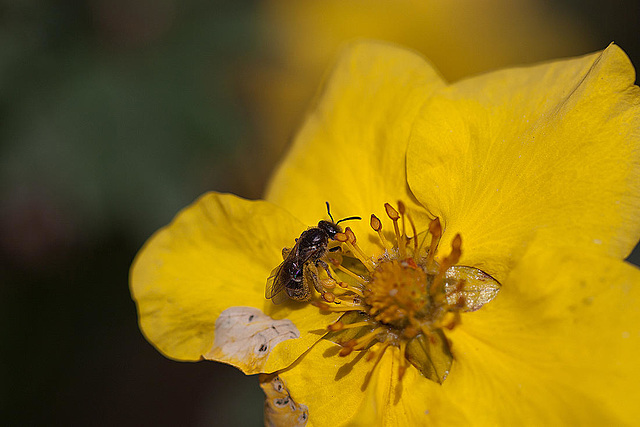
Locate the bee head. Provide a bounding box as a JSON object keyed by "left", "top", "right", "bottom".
{"left": 317, "top": 220, "right": 341, "bottom": 239}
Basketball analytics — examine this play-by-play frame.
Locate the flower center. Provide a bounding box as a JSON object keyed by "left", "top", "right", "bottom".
{"left": 306, "top": 202, "right": 500, "bottom": 383}
{"left": 365, "top": 258, "right": 427, "bottom": 329}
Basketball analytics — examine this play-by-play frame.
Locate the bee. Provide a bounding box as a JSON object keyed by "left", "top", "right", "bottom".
{"left": 265, "top": 203, "right": 360, "bottom": 304}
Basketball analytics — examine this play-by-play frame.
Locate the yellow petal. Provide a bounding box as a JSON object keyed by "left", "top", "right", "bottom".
{"left": 130, "top": 192, "right": 339, "bottom": 373}
{"left": 278, "top": 340, "right": 465, "bottom": 426}
{"left": 444, "top": 245, "right": 640, "bottom": 425}
{"left": 278, "top": 339, "right": 385, "bottom": 427}
{"left": 408, "top": 44, "right": 640, "bottom": 281}
{"left": 265, "top": 41, "right": 446, "bottom": 254}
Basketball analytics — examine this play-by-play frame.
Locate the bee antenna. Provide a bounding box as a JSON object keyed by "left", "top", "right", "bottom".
{"left": 325, "top": 201, "right": 335, "bottom": 223}
{"left": 336, "top": 216, "right": 362, "bottom": 225}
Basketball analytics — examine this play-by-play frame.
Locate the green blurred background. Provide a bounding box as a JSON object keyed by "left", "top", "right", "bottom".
{"left": 2, "top": 1, "right": 639, "bottom": 425}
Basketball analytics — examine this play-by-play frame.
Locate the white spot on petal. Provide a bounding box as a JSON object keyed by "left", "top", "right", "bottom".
{"left": 204, "top": 307, "right": 299, "bottom": 372}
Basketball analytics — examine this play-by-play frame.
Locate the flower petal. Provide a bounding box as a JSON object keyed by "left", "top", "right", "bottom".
{"left": 278, "top": 340, "right": 465, "bottom": 426}
{"left": 265, "top": 41, "right": 446, "bottom": 253}
{"left": 278, "top": 339, "right": 385, "bottom": 426}
{"left": 444, "top": 245, "right": 640, "bottom": 425}
{"left": 130, "top": 192, "right": 339, "bottom": 373}
{"left": 408, "top": 44, "right": 640, "bottom": 281}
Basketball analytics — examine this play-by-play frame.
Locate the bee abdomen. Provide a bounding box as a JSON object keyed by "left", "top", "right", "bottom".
{"left": 285, "top": 281, "right": 311, "bottom": 301}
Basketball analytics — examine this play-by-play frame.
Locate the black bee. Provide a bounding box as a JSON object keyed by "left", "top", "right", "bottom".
{"left": 265, "top": 203, "right": 360, "bottom": 304}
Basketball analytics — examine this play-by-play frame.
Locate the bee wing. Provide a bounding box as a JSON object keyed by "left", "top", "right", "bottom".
{"left": 265, "top": 261, "right": 290, "bottom": 305}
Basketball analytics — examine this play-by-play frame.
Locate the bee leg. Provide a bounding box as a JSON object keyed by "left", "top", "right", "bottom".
{"left": 309, "top": 259, "right": 339, "bottom": 298}
{"left": 316, "top": 259, "right": 336, "bottom": 281}
{"left": 302, "top": 262, "right": 319, "bottom": 300}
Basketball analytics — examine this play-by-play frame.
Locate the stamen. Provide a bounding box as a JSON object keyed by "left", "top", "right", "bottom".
{"left": 320, "top": 264, "right": 341, "bottom": 290}
{"left": 336, "top": 228, "right": 375, "bottom": 272}
{"left": 430, "top": 234, "right": 463, "bottom": 296}
{"left": 335, "top": 282, "right": 365, "bottom": 298}
{"left": 385, "top": 203, "right": 406, "bottom": 258}
{"left": 405, "top": 209, "right": 419, "bottom": 255}
{"left": 370, "top": 214, "right": 393, "bottom": 251}
{"left": 397, "top": 201, "right": 407, "bottom": 247}
{"left": 367, "top": 342, "right": 389, "bottom": 365}
{"left": 321, "top": 306, "right": 363, "bottom": 313}
{"left": 312, "top": 301, "right": 362, "bottom": 313}
{"left": 333, "top": 294, "right": 364, "bottom": 307}
{"left": 336, "top": 265, "right": 366, "bottom": 285}
{"left": 327, "top": 321, "right": 344, "bottom": 331}
{"left": 327, "top": 321, "right": 372, "bottom": 331}
{"left": 338, "top": 327, "right": 383, "bottom": 357}
{"left": 339, "top": 343, "right": 355, "bottom": 357}
{"left": 427, "top": 218, "right": 442, "bottom": 267}
{"left": 352, "top": 327, "right": 385, "bottom": 351}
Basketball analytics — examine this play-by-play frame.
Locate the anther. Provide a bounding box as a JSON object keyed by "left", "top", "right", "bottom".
{"left": 439, "top": 233, "right": 462, "bottom": 273}
{"left": 323, "top": 292, "right": 336, "bottom": 303}
{"left": 329, "top": 321, "right": 371, "bottom": 332}
{"left": 345, "top": 227, "right": 357, "bottom": 244}
{"left": 449, "top": 234, "right": 462, "bottom": 265}
{"left": 328, "top": 321, "right": 344, "bottom": 331}
{"left": 339, "top": 346, "right": 354, "bottom": 357}
{"left": 384, "top": 203, "right": 400, "bottom": 220}
{"left": 397, "top": 200, "right": 406, "bottom": 215}
{"left": 370, "top": 214, "right": 382, "bottom": 232}
{"left": 370, "top": 214, "right": 392, "bottom": 250}
{"left": 385, "top": 203, "right": 405, "bottom": 258}
{"left": 342, "top": 227, "right": 375, "bottom": 272}
{"left": 339, "top": 340, "right": 357, "bottom": 357}
{"left": 430, "top": 233, "right": 463, "bottom": 296}
{"left": 353, "top": 327, "right": 384, "bottom": 350}
{"left": 334, "top": 232, "right": 348, "bottom": 243}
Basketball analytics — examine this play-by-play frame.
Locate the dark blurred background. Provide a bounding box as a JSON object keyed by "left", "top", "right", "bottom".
{"left": 2, "top": 1, "right": 639, "bottom": 425}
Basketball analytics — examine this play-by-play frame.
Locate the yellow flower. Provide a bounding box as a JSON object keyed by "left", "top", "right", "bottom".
{"left": 131, "top": 42, "right": 640, "bottom": 425}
